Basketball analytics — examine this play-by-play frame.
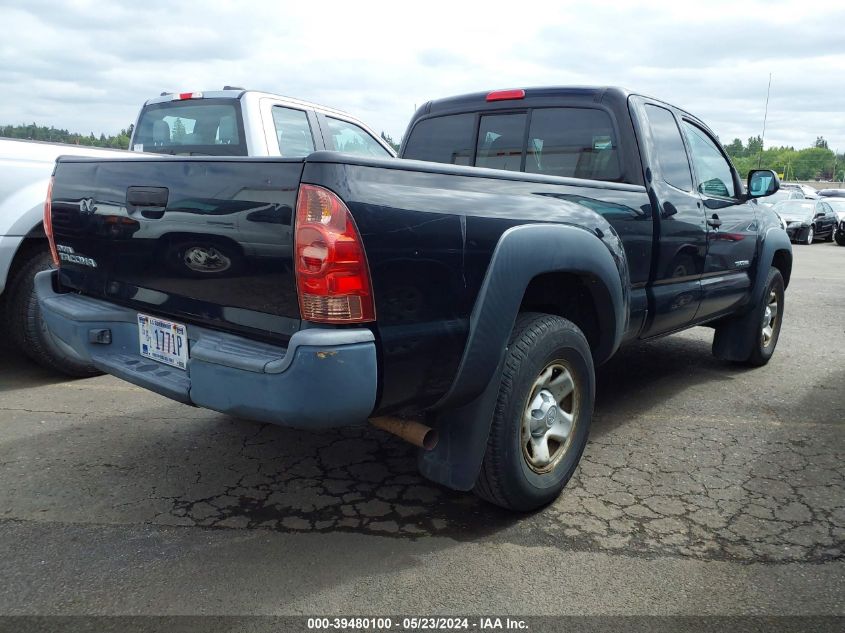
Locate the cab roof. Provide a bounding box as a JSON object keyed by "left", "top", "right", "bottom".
{"left": 420, "top": 86, "right": 632, "bottom": 116}
{"left": 413, "top": 85, "right": 704, "bottom": 135}
{"left": 142, "top": 89, "right": 357, "bottom": 120}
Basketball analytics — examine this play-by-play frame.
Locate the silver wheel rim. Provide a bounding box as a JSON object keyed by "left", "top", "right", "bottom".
{"left": 806, "top": 227, "right": 813, "bottom": 244}
{"left": 183, "top": 246, "right": 232, "bottom": 273}
{"left": 761, "top": 289, "right": 778, "bottom": 348}
{"left": 521, "top": 361, "right": 579, "bottom": 474}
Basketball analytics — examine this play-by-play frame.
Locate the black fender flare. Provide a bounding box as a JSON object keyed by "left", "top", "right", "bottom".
{"left": 751, "top": 227, "right": 792, "bottom": 302}
{"left": 712, "top": 226, "right": 792, "bottom": 361}
{"left": 419, "top": 222, "right": 629, "bottom": 491}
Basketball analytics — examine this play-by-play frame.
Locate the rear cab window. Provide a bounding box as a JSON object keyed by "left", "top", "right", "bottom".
{"left": 403, "top": 106, "right": 622, "bottom": 182}
{"left": 525, "top": 108, "right": 620, "bottom": 181}
{"left": 476, "top": 113, "right": 526, "bottom": 172}
{"left": 134, "top": 98, "right": 247, "bottom": 156}
{"left": 271, "top": 106, "right": 315, "bottom": 158}
{"left": 400, "top": 113, "right": 475, "bottom": 165}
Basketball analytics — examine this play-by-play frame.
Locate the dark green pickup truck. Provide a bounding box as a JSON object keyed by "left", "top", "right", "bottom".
{"left": 37, "top": 86, "right": 792, "bottom": 511}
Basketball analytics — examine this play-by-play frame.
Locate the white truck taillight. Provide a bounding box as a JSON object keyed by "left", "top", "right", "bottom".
{"left": 43, "top": 177, "right": 59, "bottom": 266}
{"left": 294, "top": 184, "right": 375, "bottom": 323}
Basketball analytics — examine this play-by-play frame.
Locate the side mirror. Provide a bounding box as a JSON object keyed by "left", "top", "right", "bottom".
{"left": 747, "top": 169, "right": 780, "bottom": 198}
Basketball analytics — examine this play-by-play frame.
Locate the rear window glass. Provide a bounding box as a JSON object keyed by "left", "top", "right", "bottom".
{"left": 476, "top": 113, "right": 526, "bottom": 172}
{"left": 403, "top": 107, "right": 622, "bottom": 182}
{"left": 525, "top": 108, "right": 621, "bottom": 181}
{"left": 402, "top": 113, "right": 475, "bottom": 165}
{"left": 133, "top": 99, "right": 247, "bottom": 156}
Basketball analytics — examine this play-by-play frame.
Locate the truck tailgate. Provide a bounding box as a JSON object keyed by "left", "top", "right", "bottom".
{"left": 50, "top": 157, "right": 302, "bottom": 342}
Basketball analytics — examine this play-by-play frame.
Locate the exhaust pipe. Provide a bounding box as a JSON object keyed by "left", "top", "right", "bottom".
{"left": 370, "top": 416, "right": 438, "bottom": 451}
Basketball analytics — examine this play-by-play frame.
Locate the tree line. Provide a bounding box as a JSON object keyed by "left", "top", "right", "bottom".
{"left": 724, "top": 135, "right": 844, "bottom": 182}
{"left": 2, "top": 122, "right": 843, "bottom": 181}
{"left": 0, "top": 123, "right": 134, "bottom": 149}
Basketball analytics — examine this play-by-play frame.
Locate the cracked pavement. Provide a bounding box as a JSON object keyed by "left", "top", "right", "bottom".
{"left": 0, "top": 243, "right": 843, "bottom": 616}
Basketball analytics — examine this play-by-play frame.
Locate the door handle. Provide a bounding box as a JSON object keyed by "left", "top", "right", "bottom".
{"left": 707, "top": 214, "right": 722, "bottom": 229}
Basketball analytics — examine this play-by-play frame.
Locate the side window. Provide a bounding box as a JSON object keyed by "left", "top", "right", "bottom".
{"left": 475, "top": 113, "right": 526, "bottom": 172}
{"left": 525, "top": 108, "right": 621, "bottom": 181}
{"left": 682, "top": 121, "right": 736, "bottom": 198}
{"left": 324, "top": 117, "right": 391, "bottom": 157}
{"left": 642, "top": 104, "right": 693, "bottom": 191}
{"left": 271, "top": 106, "right": 315, "bottom": 158}
{"left": 402, "top": 113, "right": 475, "bottom": 165}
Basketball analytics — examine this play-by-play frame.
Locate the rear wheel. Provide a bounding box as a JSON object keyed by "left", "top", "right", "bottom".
{"left": 827, "top": 226, "right": 836, "bottom": 242}
{"left": 473, "top": 313, "right": 594, "bottom": 512}
{"left": 5, "top": 247, "right": 102, "bottom": 377}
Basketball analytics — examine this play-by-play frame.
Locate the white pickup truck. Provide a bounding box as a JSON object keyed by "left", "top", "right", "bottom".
{"left": 1, "top": 88, "right": 394, "bottom": 375}
{"left": 130, "top": 88, "right": 396, "bottom": 158}
{"left": 0, "top": 139, "right": 127, "bottom": 375}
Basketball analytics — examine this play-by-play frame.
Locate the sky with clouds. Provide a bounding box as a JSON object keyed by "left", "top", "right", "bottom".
{"left": 1, "top": 0, "right": 844, "bottom": 151}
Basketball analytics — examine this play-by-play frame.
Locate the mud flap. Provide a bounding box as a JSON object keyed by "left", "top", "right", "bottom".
{"left": 417, "top": 357, "right": 505, "bottom": 491}
{"left": 711, "top": 307, "right": 759, "bottom": 362}
{"left": 713, "top": 228, "right": 791, "bottom": 362}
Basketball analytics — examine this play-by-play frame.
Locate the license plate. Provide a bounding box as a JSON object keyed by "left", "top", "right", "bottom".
{"left": 138, "top": 313, "right": 188, "bottom": 370}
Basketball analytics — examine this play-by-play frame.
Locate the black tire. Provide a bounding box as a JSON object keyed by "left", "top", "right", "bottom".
{"left": 836, "top": 231, "right": 845, "bottom": 246}
{"left": 4, "top": 248, "right": 102, "bottom": 377}
{"left": 724, "top": 267, "right": 785, "bottom": 367}
{"left": 803, "top": 226, "right": 814, "bottom": 245}
{"left": 473, "top": 313, "right": 594, "bottom": 512}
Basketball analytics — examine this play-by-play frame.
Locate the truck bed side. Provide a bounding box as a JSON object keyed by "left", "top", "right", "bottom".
{"left": 302, "top": 153, "right": 650, "bottom": 411}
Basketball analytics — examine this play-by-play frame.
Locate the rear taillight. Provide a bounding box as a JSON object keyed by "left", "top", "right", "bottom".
{"left": 44, "top": 177, "right": 59, "bottom": 266}
{"left": 175, "top": 92, "right": 203, "bottom": 100}
{"left": 294, "top": 184, "right": 375, "bottom": 323}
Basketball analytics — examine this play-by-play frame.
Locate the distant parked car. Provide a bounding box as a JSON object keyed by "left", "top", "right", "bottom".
{"left": 757, "top": 189, "right": 804, "bottom": 210}
{"left": 774, "top": 199, "right": 838, "bottom": 244}
{"left": 781, "top": 182, "right": 819, "bottom": 198}
{"left": 828, "top": 198, "right": 845, "bottom": 222}
{"left": 827, "top": 199, "right": 845, "bottom": 245}
{"left": 817, "top": 188, "right": 845, "bottom": 199}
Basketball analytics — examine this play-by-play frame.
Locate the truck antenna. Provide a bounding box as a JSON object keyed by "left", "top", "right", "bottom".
{"left": 758, "top": 73, "right": 772, "bottom": 169}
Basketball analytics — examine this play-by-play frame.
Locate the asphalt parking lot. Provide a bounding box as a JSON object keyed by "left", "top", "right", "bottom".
{"left": 0, "top": 242, "right": 842, "bottom": 618}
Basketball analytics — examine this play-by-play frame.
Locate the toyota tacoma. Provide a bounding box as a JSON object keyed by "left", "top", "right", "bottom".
{"left": 37, "top": 87, "right": 792, "bottom": 511}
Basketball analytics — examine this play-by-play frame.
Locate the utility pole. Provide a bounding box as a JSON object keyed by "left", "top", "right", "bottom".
{"left": 758, "top": 73, "right": 772, "bottom": 169}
